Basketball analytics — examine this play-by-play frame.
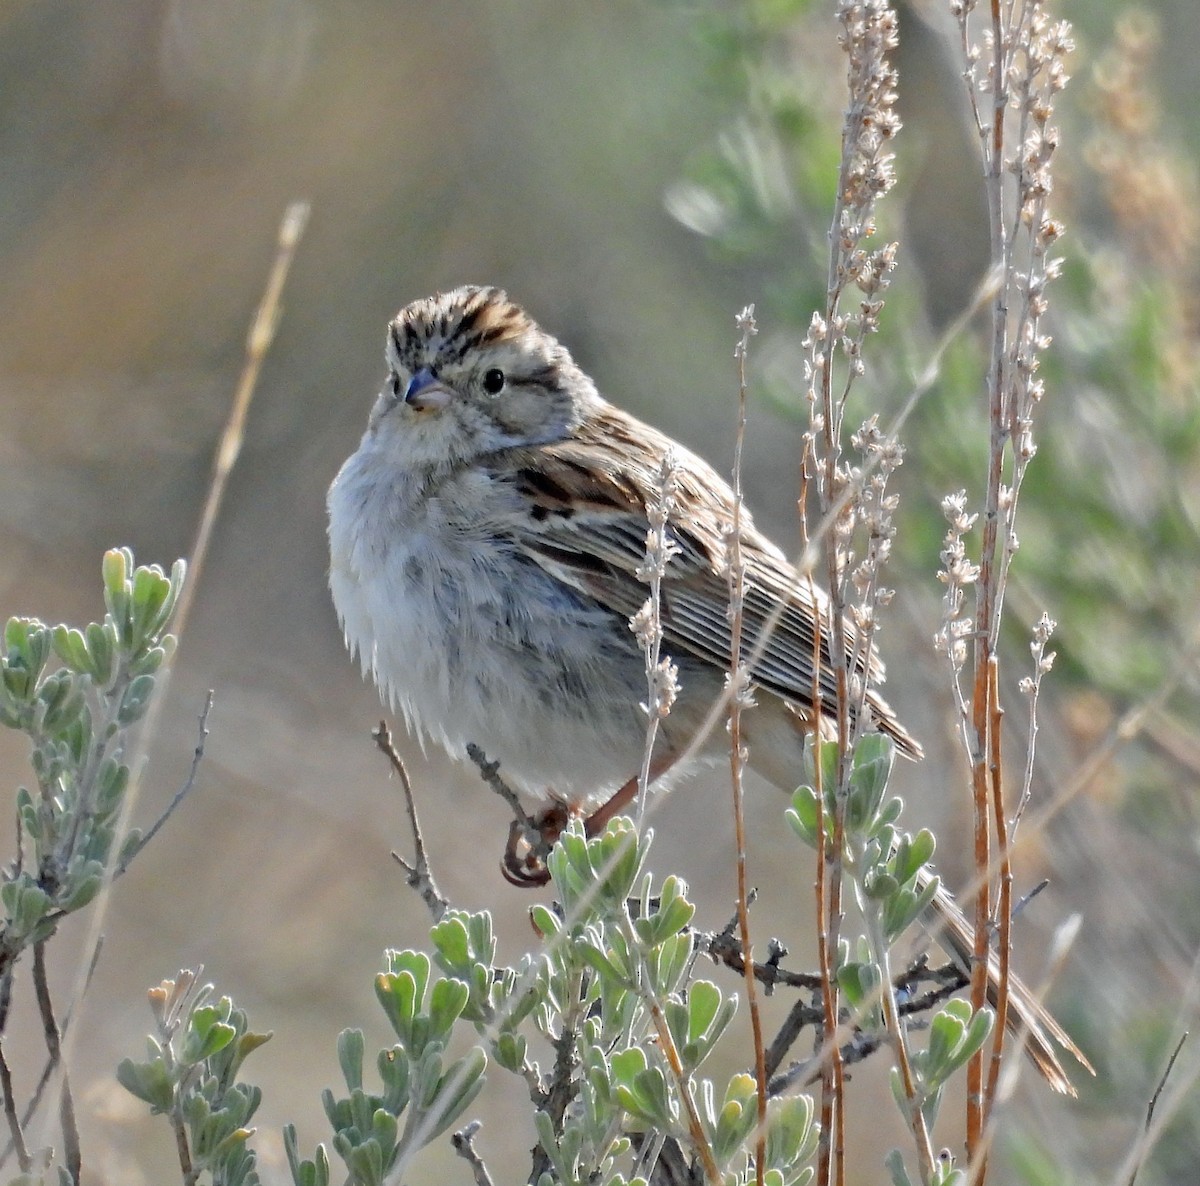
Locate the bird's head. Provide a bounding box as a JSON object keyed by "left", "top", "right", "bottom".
{"left": 366, "top": 285, "right": 596, "bottom": 468}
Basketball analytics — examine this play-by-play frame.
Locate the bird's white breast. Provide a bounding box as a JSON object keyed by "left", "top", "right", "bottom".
{"left": 327, "top": 442, "right": 649, "bottom": 801}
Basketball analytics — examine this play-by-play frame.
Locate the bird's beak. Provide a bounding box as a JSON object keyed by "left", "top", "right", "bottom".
{"left": 404, "top": 367, "right": 452, "bottom": 412}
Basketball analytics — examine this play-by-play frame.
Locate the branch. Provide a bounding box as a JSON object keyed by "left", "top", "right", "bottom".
{"left": 374, "top": 722, "right": 448, "bottom": 921}
{"left": 0, "top": 1041, "right": 29, "bottom": 1174}
{"left": 1127, "top": 1032, "right": 1188, "bottom": 1186}
{"left": 119, "top": 692, "right": 214, "bottom": 874}
{"left": 467, "top": 744, "right": 533, "bottom": 828}
{"left": 32, "top": 942, "right": 79, "bottom": 1183}
{"left": 452, "top": 1121, "right": 496, "bottom": 1186}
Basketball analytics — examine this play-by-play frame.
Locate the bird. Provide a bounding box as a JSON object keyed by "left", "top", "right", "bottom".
{"left": 327, "top": 284, "right": 1090, "bottom": 1094}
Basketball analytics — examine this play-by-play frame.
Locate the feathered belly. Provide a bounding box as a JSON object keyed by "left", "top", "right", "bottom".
{"left": 332, "top": 529, "right": 650, "bottom": 802}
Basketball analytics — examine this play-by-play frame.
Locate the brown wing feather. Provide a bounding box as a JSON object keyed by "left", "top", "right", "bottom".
{"left": 497, "top": 404, "right": 921, "bottom": 759}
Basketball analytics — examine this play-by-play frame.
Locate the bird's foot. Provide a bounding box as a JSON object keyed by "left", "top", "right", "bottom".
{"left": 500, "top": 799, "right": 574, "bottom": 887}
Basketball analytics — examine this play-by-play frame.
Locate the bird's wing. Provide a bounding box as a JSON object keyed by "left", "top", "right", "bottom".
{"left": 495, "top": 407, "right": 920, "bottom": 758}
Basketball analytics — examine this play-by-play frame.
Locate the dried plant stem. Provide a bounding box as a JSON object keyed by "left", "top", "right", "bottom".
{"left": 810, "top": 606, "right": 844, "bottom": 1186}
{"left": 948, "top": 0, "right": 1073, "bottom": 1162}
{"left": 966, "top": 652, "right": 991, "bottom": 1153}
{"left": 55, "top": 202, "right": 311, "bottom": 1121}
{"left": 643, "top": 986, "right": 722, "bottom": 1186}
{"left": 728, "top": 307, "right": 767, "bottom": 1186}
{"left": 798, "top": 443, "right": 842, "bottom": 1186}
{"left": 964, "top": 0, "right": 1010, "bottom": 1139}
{"left": 1125, "top": 1032, "right": 1189, "bottom": 1186}
{"left": 375, "top": 722, "right": 448, "bottom": 921}
{"left": 174, "top": 199, "right": 312, "bottom": 640}
{"left": 171, "top": 1091, "right": 195, "bottom": 1186}
{"left": 865, "top": 910, "right": 935, "bottom": 1175}
{"left": 632, "top": 457, "right": 681, "bottom": 826}
{"left": 117, "top": 692, "right": 214, "bottom": 875}
{"left": 31, "top": 943, "right": 78, "bottom": 1183}
{"left": 802, "top": 5, "right": 902, "bottom": 1181}
{"left": 984, "top": 661, "right": 1012, "bottom": 1135}
{"left": 0, "top": 1041, "right": 28, "bottom": 1174}
{"left": 452, "top": 1121, "right": 496, "bottom": 1186}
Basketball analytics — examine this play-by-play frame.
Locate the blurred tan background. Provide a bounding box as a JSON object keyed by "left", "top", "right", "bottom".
{"left": 3, "top": 2, "right": 1199, "bottom": 1183}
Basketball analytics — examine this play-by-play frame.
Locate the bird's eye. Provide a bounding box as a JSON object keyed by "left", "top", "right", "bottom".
{"left": 389, "top": 372, "right": 402, "bottom": 397}
{"left": 482, "top": 368, "right": 506, "bottom": 395}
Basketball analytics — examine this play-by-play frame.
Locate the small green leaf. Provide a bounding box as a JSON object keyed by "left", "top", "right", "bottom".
{"left": 338, "top": 1028, "right": 366, "bottom": 1091}
{"left": 430, "top": 915, "right": 472, "bottom": 972}
{"left": 131, "top": 566, "right": 172, "bottom": 646}
{"left": 926, "top": 999, "right": 968, "bottom": 1072}
{"left": 646, "top": 931, "right": 691, "bottom": 996}
{"left": 786, "top": 785, "right": 821, "bottom": 848}
{"left": 863, "top": 870, "right": 899, "bottom": 900}
{"left": 610, "top": 1046, "right": 647, "bottom": 1086}
{"left": 764, "top": 1093, "right": 816, "bottom": 1176}
{"left": 427, "top": 976, "right": 469, "bottom": 1042}
{"left": 284, "top": 1123, "right": 331, "bottom": 1186}
{"left": 2, "top": 877, "right": 50, "bottom": 938}
{"left": 577, "top": 937, "right": 633, "bottom": 987}
{"left": 116, "top": 1056, "right": 175, "bottom": 1112}
{"left": 882, "top": 873, "right": 940, "bottom": 942}
{"left": 96, "top": 757, "right": 130, "bottom": 813}
{"left": 844, "top": 733, "right": 895, "bottom": 834}
{"left": 614, "top": 1058, "right": 674, "bottom": 1130}
{"left": 687, "top": 980, "right": 721, "bottom": 1044}
{"left": 343, "top": 1134, "right": 386, "bottom": 1186}
{"left": 85, "top": 621, "right": 116, "bottom": 686}
{"left": 712, "top": 1073, "right": 758, "bottom": 1165}
{"left": 634, "top": 875, "right": 695, "bottom": 948}
{"left": 182, "top": 1016, "right": 236, "bottom": 1064}
{"left": 494, "top": 1030, "right": 527, "bottom": 1072}
{"left": 116, "top": 673, "right": 156, "bottom": 725}
{"left": 420, "top": 1046, "right": 487, "bottom": 1142}
{"left": 56, "top": 865, "right": 103, "bottom": 913}
{"left": 375, "top": 951, "right": 431, "bottom": 1046}
{"left": 886, "top": 1148, "right": 916, "bottom": 1186}
{"left": 893, "top": 829, "right": 935, "bottom": 885}
{"left": 102, "top": 548, "right": 133, "bottom": 639}
{"left": 530, "top": 904, "right": 561, "bottom": 939}
{"left": 52, "top": 625, "right": 91, "bottom": 675}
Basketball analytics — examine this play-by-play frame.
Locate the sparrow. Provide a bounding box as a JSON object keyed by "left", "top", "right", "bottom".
{"left": 327, "top": 284, "right": 1089, "bottom": 1093}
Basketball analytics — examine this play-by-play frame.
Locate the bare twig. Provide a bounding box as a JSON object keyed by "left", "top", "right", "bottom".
{"left": 707, "top": 922, "right": 970, "bottom": 1087}
{"left": 0, "top": 1041, "right": 29, "bottom": 1173}
{"left": 174, "top": 200, "right": 311, "bottom": 640}
{"left": 645, "top": 989, "right": 722, "bottom": 1186}
{"left": 171, "top": 1091, "right": 195, "bottom": 1186}
{"left": 529, "top": 990, "right": 582, "bottom": 1185}
{"left": 118, "top": 692, "right": 214, "bottom": 874}
{"left": 800, "top": 5, "right": 905, "bottom": 1180}
{"left": 374, "top": 722, "right": 448, "bottom": 920}
{"left": 985, "top": 660, "right": 1012, "bottom": 1127}
{"left": 452, "top": 1121, "right": 496, "bottom": 1186}
{"left": 1010, "top": 879, "right": 1049, "bottom": 922}
{"left": 58, "top": 201, "right": 311, "bottom": 1115}
{"left": 765, "top": 997, "right": 825, "bottom": 1084}
{"left": 31, "top": 943, "right": 79, "bottom": 1183}
{"left": 0, "top": 940, "right": 103, "bottom": 1173}
{"left": 702, "top": 929, "right": 821, "bottom": 993}
{"left": 767, "top": 965, "right": 966, "bottom": 1098}
{"left": 465, "top": 742, "right": 566, "bottom": 885}
{"left": 466, "top": 744, "right": 537, "bottom": 837}
{"left": 1127, "top": 1032, "right": 1189, "bottom": 1186}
